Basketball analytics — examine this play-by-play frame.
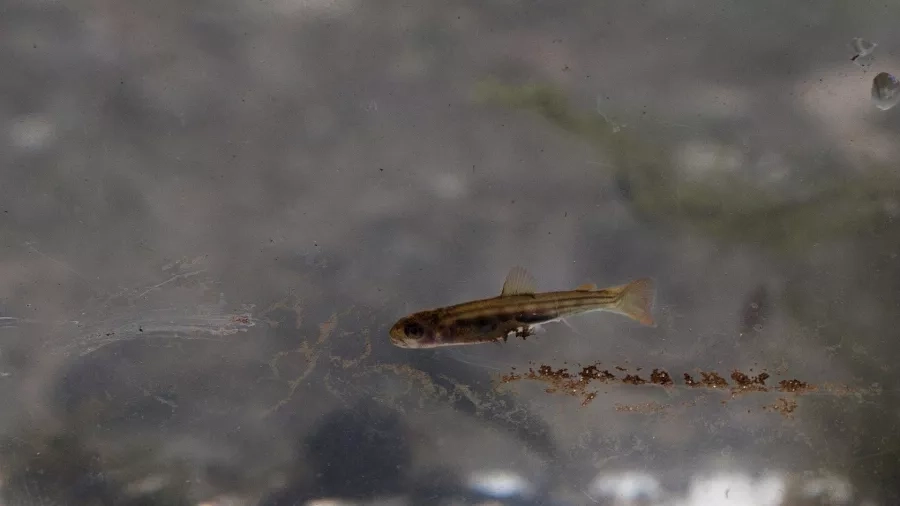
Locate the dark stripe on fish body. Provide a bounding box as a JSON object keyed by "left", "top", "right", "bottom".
{"left": 516, "top": 312, "right": 550, "bottom": 323}
{"left": 454, "top": 317, "right": 498, "bottom": 333}
{"left": 444, "top": 293, "right": 620, "bottom": 321}
{"left": 473, "top": 316, "right": 497, "bottom": 333}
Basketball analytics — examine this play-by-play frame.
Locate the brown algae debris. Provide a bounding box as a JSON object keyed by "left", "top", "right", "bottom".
{"left": 579, "top": 365, "right": 615, "bottom": 381}
{"left": 684, "top": 373, "right": 701, "bottom": 387}
{"left": 500, "top": 362, "right": 838, "bottom": 415}
{"left": 650, "top": 368, "right": 673, "bottom": 386}
{"left": 614, "top": 401, "right": 667, "bottom": 414}
{"left": 699, "top": 371, "right": 729, "bottom": 389}
{"left": 230, "top": 314, "right": 252, "bottom": 325}
{"left": 497, "top": 362, "right": 652, "bottom": 406}
{"left": 501, "top": 363, "right": 615, "bottom": 405}
{"left": 777, "top": 379, "right": 816, "bottom": 393}
{"left": 765, "top": 397, "right": 798, "bottom": 418}
{"left": 730, "top": 370, "right": 770, "bottom": 394}
{"left": 622, "top": 374, "right": 647, "bottom": 385}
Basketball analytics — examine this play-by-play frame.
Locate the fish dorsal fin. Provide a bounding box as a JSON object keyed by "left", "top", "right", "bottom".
{"left": 575, "top": 283, "right": 597, "bottom": 292}
{"left": 501, "top": 266, "right": 537, "bottom": 296}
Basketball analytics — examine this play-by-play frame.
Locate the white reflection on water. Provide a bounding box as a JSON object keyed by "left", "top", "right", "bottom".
{"left": 801, "top": 473, "right": 853, "bottom": 504}
{"left": 589, "top": 470, "right": 662, "bottom": 503}
{"left": 465, "top": 469, "right": 535, "bottom": 499}
{"left": 587, "top": 468, "right": 870, "bottom": 506}
{"left": 674, "top": 471, "right": 785, "bottom": 506}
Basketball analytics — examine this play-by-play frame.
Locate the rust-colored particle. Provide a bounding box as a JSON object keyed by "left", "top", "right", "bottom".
{"left": 622, "top": 374, "right": 647, "bottom": 385}
{"left": 614, "top": 401, "right": 667, "bottom": 414}
{"left": 527, "top": 365, "right": 572, "bottom": 394}
{"left": 730, "top": 370, "right": 769, "bottom": 394}
{"left": 731, "top": 371, "right": 750, "bottom": 384}
{"left": 650, "top": 369, "right": 673, "bottom": 386}
{"left": 537, "top": 365, "right": 559, "bottom": 377}
{"left": 699, "top": 371, "right": 728, "bottom": 388}
{"left": 777, "top": 379, "right": 816, "bottom": 393}
{"left": 579, "top": 365, "right": 615, "bottom": 382}
{"left": 765, "top": 397, "right": 798, "bottom": 417}
{"left": 230, "top": 314, "right": 252, "bottom": 325}
{"left": 499, "top": 372, "right": 522, "bottom": 384}
{"left": 684, "top": 373, "right": 700, "bottom": 387}
{"left": 581, "top": 392, "right": 597, "bottom": 406}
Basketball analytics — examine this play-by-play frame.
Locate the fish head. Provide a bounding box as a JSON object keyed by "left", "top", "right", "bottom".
{"left": 389, "top": 312, "right": 441, "bottom": 348}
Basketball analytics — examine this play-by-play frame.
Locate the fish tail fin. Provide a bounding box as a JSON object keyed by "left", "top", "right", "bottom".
{"left": 614, "top": 278, "right": 656, "bottom": 327}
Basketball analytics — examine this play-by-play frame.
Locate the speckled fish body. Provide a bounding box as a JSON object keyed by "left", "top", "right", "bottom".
{"left": 389, "top": 267, "right": 655, "bottom": 349}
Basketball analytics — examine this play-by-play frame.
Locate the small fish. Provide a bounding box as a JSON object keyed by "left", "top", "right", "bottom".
{"left": 389, "top": 267, "right": 656, "bottom": 349}
{"left": 850, "top": 37, "right": 877, "bottom": 65}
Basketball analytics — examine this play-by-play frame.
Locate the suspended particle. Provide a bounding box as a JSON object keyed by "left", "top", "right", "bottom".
{"left": 739, "top": 284, "right": 769, "bottom": 336}
{"left": 871, "top": 72, "right": 900, "bottom": 111}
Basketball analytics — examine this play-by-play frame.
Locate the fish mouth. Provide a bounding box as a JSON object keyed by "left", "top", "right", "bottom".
{"left": 390, "top": 336, "right": 410, "bottom": 348}
{"left": 389, "top": 334, "right": 418, "bottom": 349}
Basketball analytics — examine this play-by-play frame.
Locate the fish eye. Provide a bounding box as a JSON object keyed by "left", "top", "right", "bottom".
{"left": 404, "top": 322, "right": 424, "bottom": 337}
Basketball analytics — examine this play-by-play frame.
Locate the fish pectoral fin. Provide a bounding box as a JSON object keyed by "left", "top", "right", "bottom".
{"left": 575, "top": 283, "right": 598, "bottom": 291}
{"left": 501, "top": 266, "right": 538, "bottom": 297}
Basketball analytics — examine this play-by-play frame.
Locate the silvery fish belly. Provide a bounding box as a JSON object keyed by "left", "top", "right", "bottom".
{"left": 389, "top": 266, "right": 656, "bottom": 349}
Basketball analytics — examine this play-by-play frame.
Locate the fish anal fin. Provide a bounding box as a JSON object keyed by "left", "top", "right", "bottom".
{"left": 614, "top": 277, "right": 657, "bottom": 327}
{"left": 575, "top": 283, "right": 598, "bottom": 291}
{"left": 501, "top": 266, "right": 537, "bottom": 296}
